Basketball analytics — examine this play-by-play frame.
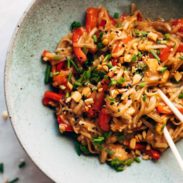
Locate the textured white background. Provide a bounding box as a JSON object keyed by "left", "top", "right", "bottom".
{"left": 0, "top": 0, "right": 52, "bottom": 182}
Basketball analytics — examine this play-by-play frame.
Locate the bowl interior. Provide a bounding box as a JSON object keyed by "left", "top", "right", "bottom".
{"left": 5, "top": 0, "right": 183, "bottom": 182}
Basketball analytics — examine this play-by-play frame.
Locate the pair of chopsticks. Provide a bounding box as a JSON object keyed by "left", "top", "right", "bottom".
{"left": 158, "top": 89, "right": 183, "bottom": 171}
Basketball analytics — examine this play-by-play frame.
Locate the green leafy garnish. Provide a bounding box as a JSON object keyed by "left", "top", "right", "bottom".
{"left": 107, "top": 63, "right": 113, "bottom": 69}
{"left": 0, "top": 163, "right": 4, "bottom": 173}
{"left": 139, "top": 82, "right": 146, "bottom": 87}
{"left": 113, "top": 12, "right": 119, "bottom": 19}
{"left": 117, "top": 77, "right": 125, "bottom": 84}
{"left": 133, "top": 29, "right": 148, "bottom": 37}
{"left": 104, "top": 54, "right": 112, "bottom": 62}
{"left": 178, "top": 93, "right": 183, "bottom": 99}
{"left": 131, "top": 54, "right": 137, "bottom": 62}
{"left": 134, "top": 157, "right": 141, "bottom": 163}
{"left": 68, "top": 58, "right": 81, "bottom": 73}
{"left": 74, "top": 141, "right": 90, "bottom": 155}
{"left": 70, "top": 21, "right": 81, "bottom": 30}
{"left": 150, "top": 50, "right": 160, "bottom": 62}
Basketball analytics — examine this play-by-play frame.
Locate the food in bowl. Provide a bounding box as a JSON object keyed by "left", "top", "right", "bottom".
{"left": 41, "top": 4, "right": 183, "bottom": 171}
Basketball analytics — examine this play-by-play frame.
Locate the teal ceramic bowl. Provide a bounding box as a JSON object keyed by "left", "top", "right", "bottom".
{"left": 5, "top": 0, "right": 183, "bottom": 182}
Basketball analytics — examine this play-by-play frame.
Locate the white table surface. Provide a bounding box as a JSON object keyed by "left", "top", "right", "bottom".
{"left": 0, "top": 0, "right": 53, "bottom": 182}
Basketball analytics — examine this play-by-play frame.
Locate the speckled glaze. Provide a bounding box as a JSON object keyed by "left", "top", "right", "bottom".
{"left": 4, "top": 0, "right": 183, "bottom": 182}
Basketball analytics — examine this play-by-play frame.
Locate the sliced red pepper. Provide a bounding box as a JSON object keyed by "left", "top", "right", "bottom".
{"left": 43, "top": 91, "right": 62, "bottom": 102}
{"left": 72, "top": 27, "right": 87, "bottom": 63}
{"left": 134, "top": 143, "right": 146, "bottom": 151}
{"left": 56, "top": 62, "right": 65, "bottom": 71}
{"left": 146, "top": 149, "right": 161, "bottom": 160}
{"left": 159, "top": 46, "right": 171, "bottom": 62}
{"left": 86, "top": 7, "right": 99, "bottom": 32}
{"left": 111, "top": 59, "right": 118, "bottom": 66}
{"left": 57, "top": 115, "right": 73, "bottom": 132}
{"left": 177, "top": 43, "right": 183, "bottom": 52}
{"left": 171, "top": 18, "right": 183, "bottom": 32}
{"left": 99, "top": 19, "right": 106, "bottom": 27}
{"left": 98, "top": 108, "right": 111, "bottom": 131}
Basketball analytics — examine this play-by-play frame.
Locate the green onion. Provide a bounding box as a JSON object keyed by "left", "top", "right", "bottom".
{"left": 65, "top": 91, "right": 70, "bottom": 98}
{"left": 108, "top": 159, "right": 125, "bottom": 172}
{"left": 18, "top": 161, "right": 26, "bottom": 169}
{"left": 92, "top": 35, "right": 98, "bottom": 43}
{"left": 139, "top": 82, "right": 146, "bottom": 87}
{"left": 109, "top": 78, "right": 117, "bottom": 86}
{"left": 108, "top": 97, "right": 115, "bottom": 105}
{"left": 107, "top": 63, "right": 113, "bottom": 69}
{"left": 164, "top": 33, "right": 170, "bottom": 40}
{"left": 113, "top": 12, "right": 119, "bottom": 19}
{"left": 150, "top": 50, "right": 160, "bottom": 62}
{"left": 67, "top": 58, "right": 71, "bottom": 68}
{"left": 104, "top": 54, "right": 112, "bottom": 62}
{"left": 131, "top": 54, "right": 137, "bottom": 62}
{"left": 134, "top": 29, "right": 148, "bottom": 37}
{"left": 103, "top": 132, "right": 112, "bottom": 139}
{"left": 99, "top": 32, "right": 104, "bottom": 40}
{"left": 80, "top": 144, "right": 90, "bottom": 155}
{"left": 180, "top": 56, "right": 183, "bottom": 60}
{"left": 44, "top": 64, "right": 51, "bottom": 84}
{"left": 0, "top": 163, "right": 4, "bottom": 173}
{"left": 117, "top": 77, "right": 125, "bottom": 84}
{"left": 70, "top": 21, "right": 81, "bottom": 30}
{"left": 124, "top": 158, "right": 134, "bottom": 166}
{"left": 8, "top": 178, "right": 19, "bottom": 183}
{"left": 142, "top": 94, "right": 147, "bottom": 101}
{"left": 97, "top": 42, "right": 104, "bottom": 49}
{"left": 68, "top": 72, "right": 72, "bottom": 82}
{"left": 137, "top": 51, "right": 143, "bottom": 58}
{"left": 93, "top": 136, "right": 105, "bottom": 145}
{"left": 159, "top": 66, "right": 167, "bottom": 73}
{"left": 134, "top": 157, "right": 141, "bottom": 163}
{"left": 69, "top": 59, "right": 80, "bottom": 73}
{"left": 178, "top": 93, "right": 183, "bottom": 99}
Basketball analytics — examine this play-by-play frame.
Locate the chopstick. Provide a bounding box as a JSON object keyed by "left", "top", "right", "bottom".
{"left": 157, "top": 89, "right": 183, "bottom": 171}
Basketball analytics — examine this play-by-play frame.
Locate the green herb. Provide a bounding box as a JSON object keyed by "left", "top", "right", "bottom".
{"left": 92, "top": 35, "right": 98, "bottom": 43}
{"left": 134, "top": 157, "right": 141, "bottom": 163}
{"left": 73, "top": 80, "right": 82, "bottom": 88}
{"left": 104, "top": 54, "right": 112, "bottom": 62}
{"left": 139, "top": 82, "right": 146, "bottom": 87}
{"left": 93, "top": 136, "right": 105, "bottom": 145}
{"left": 99, "top": 32, "right": 104, "bottom": 40}
{"left": 142, "top": 94, "right": 147, "bottom": 101}
{"left": 97, "top": 42, "right": 104, "bottom": 49}
{"left": 124, "top": 158, "right": 134, "bottom": 166}
{"left": 179, "top": 56, "right": 183, "bottom": 60}
{"left": 117, "top": 77, "right": 125, "bottom": 84}
{"left": 69, "top": 58, "right": 80, "bottom": 73}
{"left": 67, "top": 58, "right": 71, "bottom": 68}
{"left": 103, "top": 132, "right": 112, "bottom": 139}
{"left": 83, "top": 70, "right": 91, "bottom": 80}
{"left": 159, "top": 67, "right": 167, "bottom": 73}
{"left": 137, "top": 51, "right": 143, "bottom": 59}
{"left": 105, "top": 149, "right": 114, "bottom": 155}
{"left": 44, "top": 64, "right": 51, "bottom": 84}
{"left": 8, "top": 178, "right": 19, "bottom": 183}
{"left": 107, "top": 63, "right": 113, "bottom": 69}
{"left": 113, "top": 12, "right": 119, "bottom": 19}
{"left": 108, "top": 97, "right": 115, "bottom": 105}
{"left": 131, "top": 54, "right": 137, "bottom": 62}
{"left": 90, "top": 69, "right": 105, "bottom": 84}
{"left": 108, "top": 159, "right": 125, "bottom": 172}
{"left": 150, "top": 50, "right": 160, "bottom": 62}
{"left": 18, "top": 161, "right": 26, "bottom": 169}
{"left": 164, "top": 33, "right": 170, "bottom": 40}
{"left": 70, "top": 21, "right": 81, "bottom": 30}
{"left": 109, "top": 78, "right": 117, "bottom": 86}
{"left": 178, "top": 93, "right": 183, "bottom": 99}
{"left": 0, "top": 163, "right": 4, "bottom": 173}
{"left": 68, "top": 72, "right": 72, "bottom": 82}
{"left": 80, "top": 144, "right": 90, "bottom": 155}
{"left": 134, "top": 29, "right": 148, "bottom": 37}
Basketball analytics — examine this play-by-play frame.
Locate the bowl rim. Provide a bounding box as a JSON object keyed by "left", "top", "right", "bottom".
{"left": 4, "top": 0, "right": 54, "bottom": 181}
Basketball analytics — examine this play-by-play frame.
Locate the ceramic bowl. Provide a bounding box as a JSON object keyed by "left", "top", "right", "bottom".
{"left": 5, "top": 0, "right": 183, "bottom": 182}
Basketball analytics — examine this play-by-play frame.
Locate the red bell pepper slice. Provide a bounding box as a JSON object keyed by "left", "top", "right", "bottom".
{"left": 177, "top": 43, "right": 183, "bottom": 52}
{"left": 43, "top": 91, "right": 62, "bottom": 102}
{"left": 159, "top": 46, "right": 171, "bottom": 62}
{"left": 98, "top": 108, "right": 111, "bottom": 131}
{"left": 56, "top": 62, "right": 65, "bottom": 71}
{"left": 86, "top": 7, "right": 99, "bottom": 32}
{"left": 72, "top": 27, "right": 87, "bottom": 63}
{"left": 171, "top": 18, "right": 183, "bottom": 32}
{"left": 146, "top": 149, "right": 161, "bottom": 160}
{"left": 57, "top": 115, "right": 73, "bottom": 132}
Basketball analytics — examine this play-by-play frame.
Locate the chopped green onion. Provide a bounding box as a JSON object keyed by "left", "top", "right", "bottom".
{"left": 80, "top": 144, "right": 90, "bottom": 155}
{"left": 69, "top": 59, "right": 80, "bottom": 73}
{"left": 67, "top": 58, "right": 71, "bottom": 68}
{"left": 92, "top": 35, "right": 98, "bottom": 43}
{"left": 65, "top": 91, "right": 70, "bottom": 98}
{"left": 109, "top": 78, "right": 117, "bottom": 86}
{"left": 44, "top": 64, "right": 51, "bottom": 84}
{"left": 179, "top": 56, "right": 183, "bottom": 60}
{"left": 137, "top": 51, "right": 143, "bottom": 58}
{"left": 97, "top": 42, "right": 104, "bottom": 49}
{"left": 107, "top": 63, "right": 113, "bottom": 69}
{"left": 93, "top": 136, "right": 105, "bottom": 145}
{"left": 70, "top": 21, "right": 81, "bottom": 30}
{"left": 104, "top": 54, "right": 112, "bottom": 62}
{"left": 68, "top": 72, "right": 72, "bottom": 82}
{"left": 134, "top": 29, "right": 148, "bottom": 37}
{"left": 159, "top": 67, "right": 167, "bottom": 73}
{"left": 113, "top": 12, "right": 119, "bottom": 19}
{"left": 0, "top": 163, "right": 4, "bottom": 173}
{"left": 164, "top": 33, "right": 170, "bottom": 40}
{"left": 178, "top": 93, "right": 183, "bottom": 99}
{"left": 134, "top": 157, "right": 141, "bottom": 163}
{"left": 139, "top": 82, "right": 146, "bottom": 87}
{"left": 124, "top": 158, "right": 134, "bottom": 166}
{"left": 108, "top": 97, "right": 115, "bottom": 105}
{"left": 131, "top": 54, "right": 137, "bottom": 62}
{"left": 18, "top": 161, "right": 26, "bottom": 169}
{"left": 117, "top": 77, "right": 125, "bottom": 84}
{"left": 150, "top": 50, "right": 160, "bottom": 62}
{"left": 99, "top": 32, "right": 104, "bottom": 40}
{"left": 142, "top": 94, "right": 147, "bottom": 101}
{"left": 8, "top": 177, "right": 19, "bottom": 183}
{"left": 103, "top": 132, "right": 112, "bottom": 139}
